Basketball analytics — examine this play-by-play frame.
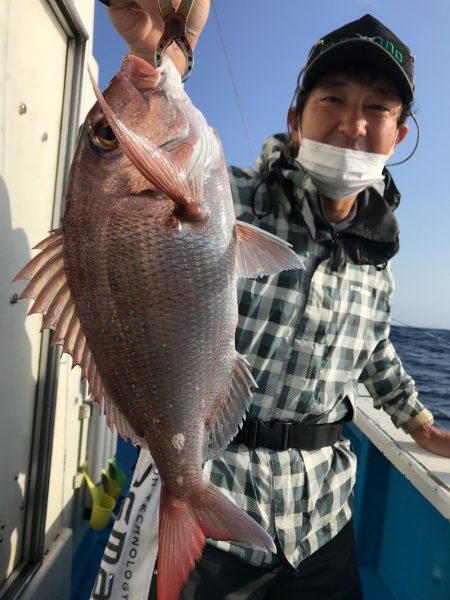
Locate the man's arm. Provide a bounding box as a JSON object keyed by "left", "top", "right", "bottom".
{"left": 404, "top": 412, "right": 450, "bottom": 457}
{"left": 104, "top": 0, "right": 210, "bottom": 75}
{"left": 359, "top": 337, "right": 450, "bottom": 458}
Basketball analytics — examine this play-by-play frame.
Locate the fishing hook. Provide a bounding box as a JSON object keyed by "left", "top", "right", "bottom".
{"left": 155, "top": 0, "right": 195, "bottom": 82}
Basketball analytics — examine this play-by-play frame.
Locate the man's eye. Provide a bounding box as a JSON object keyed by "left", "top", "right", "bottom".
{"left": 368, "top": 104, "right": 389, "bottom": 113}
{"left": 321, "top": 96, "right": 340, "bottom": 103}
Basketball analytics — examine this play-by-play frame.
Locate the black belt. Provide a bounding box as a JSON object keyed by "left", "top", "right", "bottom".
{"left": 231, "top": 418, "right": 342, "bottom": 451}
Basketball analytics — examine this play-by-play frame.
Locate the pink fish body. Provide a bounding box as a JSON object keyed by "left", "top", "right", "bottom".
{"left": 15, "top": 56, "right": 303, "bottom": 600}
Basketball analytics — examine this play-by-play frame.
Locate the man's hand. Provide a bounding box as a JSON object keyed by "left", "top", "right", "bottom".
{"left": 410, "top": 423, "right": 450, "bottom": 458}
{"left": 104, "top": 0, "right": 210, "bottom": 75}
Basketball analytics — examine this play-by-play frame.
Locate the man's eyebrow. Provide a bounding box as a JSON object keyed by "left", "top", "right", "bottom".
{"left": 315, "top": 78, "right": 349, "bottom": 91}
{"left": 370, "top": 85, "right": 401, "bottom": 99}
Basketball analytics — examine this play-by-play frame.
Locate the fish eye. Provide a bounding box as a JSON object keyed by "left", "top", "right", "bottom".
{"left": 95, "top": 125, "right": 118, "bottom": 150}
{"left": 89, "top": 121, "right": 119, "bottom": 151}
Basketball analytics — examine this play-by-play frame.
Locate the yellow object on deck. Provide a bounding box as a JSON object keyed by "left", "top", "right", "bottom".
{"left": 83, "top": 468, "right": 115, "bottom": 530}
{"left": 101, "top": 469, "right": 122, "bottom": 501}
{"left": 108, "top": 458, "right": 127, "bottom": 489}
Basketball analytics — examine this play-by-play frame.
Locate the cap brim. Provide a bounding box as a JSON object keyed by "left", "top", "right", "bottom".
{"left": 302, "top": 39, "right": 413, "bottom": 103}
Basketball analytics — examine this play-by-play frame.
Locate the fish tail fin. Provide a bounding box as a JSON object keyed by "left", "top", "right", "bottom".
{"left": 157, "top": 481, "right": 275, "bottom": 600}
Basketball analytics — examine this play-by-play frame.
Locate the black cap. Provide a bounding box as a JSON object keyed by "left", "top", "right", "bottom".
{"left": 302, "top": 14, "right": 414, "bottom": 103}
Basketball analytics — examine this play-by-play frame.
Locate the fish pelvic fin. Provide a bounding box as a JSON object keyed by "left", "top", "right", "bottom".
{"left": 157, "top": 481, "right": 275, "bottom": 600}
{"left": 235, "top": 220, "right": 305, "bottom": 278}
{"left": 203, "top": 352, "right": 256, "bottom": 460}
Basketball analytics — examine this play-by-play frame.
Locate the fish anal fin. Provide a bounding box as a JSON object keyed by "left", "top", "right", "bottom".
{"left": 235, "top": 220, "right": 305, "bottom": 278}
{"left": 203, "top": 353, "right": 256, "bottom": 460}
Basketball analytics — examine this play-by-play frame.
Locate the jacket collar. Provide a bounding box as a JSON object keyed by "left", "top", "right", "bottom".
{"left": 256, "top": 133, "right": 401, "bottom": 266}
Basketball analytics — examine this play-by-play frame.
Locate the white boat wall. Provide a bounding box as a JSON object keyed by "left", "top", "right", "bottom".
{"left": 0, "top": 2, "right": 118, "bottom": 599}
{"left": 1, "top": 2, "right": 449, "bottom": 600}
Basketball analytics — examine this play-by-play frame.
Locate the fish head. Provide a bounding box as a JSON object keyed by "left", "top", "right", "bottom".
{"left": 98, "top": 55, "right": 197, "bottom": 164}
{"left": 68, "top": 56, "right": 219, "bottom": 223}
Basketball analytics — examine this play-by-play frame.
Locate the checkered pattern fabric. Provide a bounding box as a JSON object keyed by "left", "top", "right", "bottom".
{"left": 204, "top": 133, "right": 425, "bottom": 568}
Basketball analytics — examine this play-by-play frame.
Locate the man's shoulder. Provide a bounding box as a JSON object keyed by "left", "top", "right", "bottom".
{"left": 227, "top": 164, "right": 258, "bottom": 184}
{"left": 227, "top": 165, "right": 261, "bottom": 214}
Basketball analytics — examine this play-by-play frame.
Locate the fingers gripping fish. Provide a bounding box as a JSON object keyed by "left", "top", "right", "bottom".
{"left": 14, "top": 56, "right": 304, "bottom": 600}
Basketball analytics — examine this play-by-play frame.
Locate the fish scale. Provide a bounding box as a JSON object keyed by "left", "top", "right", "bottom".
{"left": 66, "top": 199, "right": 237, "bottom": 489}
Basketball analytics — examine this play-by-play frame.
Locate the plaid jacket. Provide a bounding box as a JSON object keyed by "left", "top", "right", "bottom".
{"left": 204, "top": 133, "right": 425, "bottom": 568}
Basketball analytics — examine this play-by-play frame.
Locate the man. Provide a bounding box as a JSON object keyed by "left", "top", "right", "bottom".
{"left": 104, "top": 4, "right": 450, "bottom": 598}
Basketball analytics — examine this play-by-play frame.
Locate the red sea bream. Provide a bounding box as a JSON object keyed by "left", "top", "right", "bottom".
{"left": 14, "top": 56, "right": 304, "bottom": 600}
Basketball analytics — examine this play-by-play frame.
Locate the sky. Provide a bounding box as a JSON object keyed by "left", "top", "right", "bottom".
{"left": 93, "top": 0, "right": 450, "bottom": 330}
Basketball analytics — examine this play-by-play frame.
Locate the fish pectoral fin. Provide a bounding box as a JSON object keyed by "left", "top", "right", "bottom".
{"left": 235, "top": 220, "right": 305, "bottom": 278}
{"left": 203, "top": 353, "right": 256, "bottom": 460}
{"left": 13, "top": 230, "right": 106, "bottom": 409}
{"left": 89, "top": 67, "right": 206, "bottom": 221}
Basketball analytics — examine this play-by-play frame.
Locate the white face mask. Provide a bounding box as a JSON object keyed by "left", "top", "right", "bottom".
{"left": 296, "top": 137, "right": 390, "bottom": 201}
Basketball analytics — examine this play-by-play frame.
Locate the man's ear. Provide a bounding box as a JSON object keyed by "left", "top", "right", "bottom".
{"left": 394, "top": 123, "right": 409, "bottom": 150}
{"left": 287, "top": 107, "right": 301, "bottom": 144}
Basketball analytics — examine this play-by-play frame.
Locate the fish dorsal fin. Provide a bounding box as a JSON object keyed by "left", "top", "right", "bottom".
{"left": 104, "top": 401, "right": 148, "bottom": 449}
{"left": 88, "top": 67, "right": 206, "bottom": 223}
{"left": 235, "top": 220, "right": 305, "bottom": 278}
{"left": 14, "top": 230, "right": 106, "bottom": 402}
{"left": 203, "top": 353, "right": 256, "bottom": 460}
{"left": 14, "top": 232, "right": 146, "bottom": 446}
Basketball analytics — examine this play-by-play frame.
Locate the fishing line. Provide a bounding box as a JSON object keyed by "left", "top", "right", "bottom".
{"left": 211, "top": 0, "right": 256, "bottom": 164}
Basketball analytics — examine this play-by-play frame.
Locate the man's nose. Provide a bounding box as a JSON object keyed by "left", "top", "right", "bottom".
{"left": 338, "top": 107, "right": 367, "bottom": 139}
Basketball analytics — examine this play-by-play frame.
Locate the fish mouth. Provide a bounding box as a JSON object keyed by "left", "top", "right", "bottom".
{"left": 118, "top": 55, "right": 191, "bottom": 152}
{"left": 120, "top": 55, "right": 162, "bottom": 92}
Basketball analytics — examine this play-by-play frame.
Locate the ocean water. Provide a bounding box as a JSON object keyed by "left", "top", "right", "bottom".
{"left": 390, "top": 324, "right": 450, "bottom": 431}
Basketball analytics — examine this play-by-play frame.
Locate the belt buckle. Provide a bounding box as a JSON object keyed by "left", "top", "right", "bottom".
{"left": 246, "top": 418, "right": 259, "bottom": 449}
{"left": 281, "top": 421, "right": 292, "bottom": 450}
